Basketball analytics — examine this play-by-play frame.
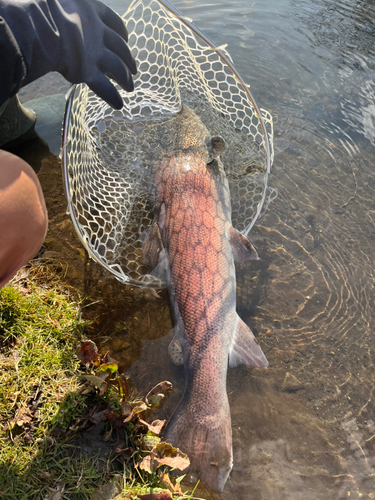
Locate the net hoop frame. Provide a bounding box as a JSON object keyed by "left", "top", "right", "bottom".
{"left": 61, "top": 0, "right": 273, "bottom": 285}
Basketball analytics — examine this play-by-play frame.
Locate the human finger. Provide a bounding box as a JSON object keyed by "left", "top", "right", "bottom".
{"left": 103, "top": 29, "right": 137, "bottom": 75}
{"left": 85, "top": 71, "right": 124, "bottom": 109}
{"left": 99, "top": 51, "right": 135, "bottom": 92}
{"left": 96, "top": 0, "right": 129, "bottom": 42}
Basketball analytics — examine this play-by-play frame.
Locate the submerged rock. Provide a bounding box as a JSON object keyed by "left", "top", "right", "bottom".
{"left": 282, "top": 372, "right": 303, "bottom": 392}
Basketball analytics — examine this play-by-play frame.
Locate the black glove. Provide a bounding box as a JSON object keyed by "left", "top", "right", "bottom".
{"left": 0, "top": 0, "right": 137, "bottom": 109}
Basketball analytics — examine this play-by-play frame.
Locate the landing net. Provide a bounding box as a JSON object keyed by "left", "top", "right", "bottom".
{"left": 62, "top": 0, "right": 276, "bottom": 287}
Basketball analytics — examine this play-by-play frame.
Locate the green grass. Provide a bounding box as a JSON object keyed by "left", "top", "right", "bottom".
{"left": 0, "top": 280, "right": 203, "bottom": 500}
{"left": 0, "top": 281, "right": 98, "bottom": 499}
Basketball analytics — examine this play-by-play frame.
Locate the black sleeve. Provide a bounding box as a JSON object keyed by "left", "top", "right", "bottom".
{"left": 0, "top": 17, "right": 26, "bottom": 106}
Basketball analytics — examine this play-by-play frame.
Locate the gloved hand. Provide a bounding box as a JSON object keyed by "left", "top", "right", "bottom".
{"left": 0, "top": 0, "right": 137, "bottom": 109}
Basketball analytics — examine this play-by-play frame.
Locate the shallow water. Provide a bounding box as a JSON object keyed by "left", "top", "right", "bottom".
{"left": 20, "top": 0, "right": 375, "bottom": 498}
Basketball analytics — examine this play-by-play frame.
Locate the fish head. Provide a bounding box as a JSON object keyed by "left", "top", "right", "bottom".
{"left": 173, "top": 105, "right": 210, "bottom": 153}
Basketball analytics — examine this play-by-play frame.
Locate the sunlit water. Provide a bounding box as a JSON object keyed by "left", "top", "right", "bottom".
{"left": 19, "top": 0, "right": 375, "bottom": 498}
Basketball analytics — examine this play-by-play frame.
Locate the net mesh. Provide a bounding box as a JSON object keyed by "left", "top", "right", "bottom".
{"left": 62, "top": 0, "right": 276, "bottom": 287}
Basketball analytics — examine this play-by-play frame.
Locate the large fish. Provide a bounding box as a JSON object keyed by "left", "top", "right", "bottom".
{"left": 143, "top": 105, "right": 268, "bottom": 492}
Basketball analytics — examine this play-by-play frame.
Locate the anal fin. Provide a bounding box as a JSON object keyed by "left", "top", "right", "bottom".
{"left": 229, "top": 315, "right": 268, "bottom": 368}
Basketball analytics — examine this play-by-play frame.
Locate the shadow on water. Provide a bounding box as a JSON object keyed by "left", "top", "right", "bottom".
{"left": 12, "top": 0, "right": 375, "bottom": 498}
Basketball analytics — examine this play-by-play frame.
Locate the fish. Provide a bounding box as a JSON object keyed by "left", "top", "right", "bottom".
{"left": 143, "top": 105, "right": 268, "bottom": 492}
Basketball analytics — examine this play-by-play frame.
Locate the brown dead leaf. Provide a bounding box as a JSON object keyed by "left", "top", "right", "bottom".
{"left": 46, "top": 482, "right": 65, "bottom": 500}
{"left": 38, "top": 470, "right": 51, "bottom": 480}
{"left": 80, "top": 381, "right": 95, "bottom": 395}
{"left": 121, "top": 401, "right": 132, "bottom": 417}
{"left": 71, "top": 405, "right": 99, "bottom": 431}
{"left": 157, "top": 471, "right": 183, "bottom": 495}
{"left": 131, "top": 402, "right": 149, "bottom": 414}
{"left": 154, "top": 442, "right": 190, "bottom": 471}
{"left": 139, "top": 454, "right": 153, "bottom": 474}
{"left": 76, "top": 340, "right": 100, "bottom": 366}
{"left": 145, "top": 381, "right": 173, "bottom": 409}
{"left": 148, "top": 419, "right": 166, "bottom": 435}
{"left": 139, "top": 442, "right": 190, "bottom": 474}
{"left": 84, "top": 373, "right": 108, "bottom": 396}
{"left": 138, "top": 418, "right": 166, "bottom": 436}
{"left": 123, "top": 401, "right": 150, "bottom": 423}
{"left": 88, "top": 407, "right": 111, "bottom": 425}
{"left": 123, "top": 411, "right": 136, "bottom": 424}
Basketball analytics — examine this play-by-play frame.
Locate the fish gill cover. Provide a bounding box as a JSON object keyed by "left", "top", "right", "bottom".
{"left": 61, "top": 0, "right": 276, "bottom": 287}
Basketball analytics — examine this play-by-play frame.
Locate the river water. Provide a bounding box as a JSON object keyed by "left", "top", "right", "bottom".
{"left": 20, "top": 0, "right": 375, "bottom": 498}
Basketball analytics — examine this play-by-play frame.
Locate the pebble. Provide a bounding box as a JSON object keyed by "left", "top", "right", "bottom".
{"left": 56, "top": 219, "right": 73, "bottom": 232}
{"left": 282, "top": 372, "right": 303, "bottom": 392}
{"left": 289, "top": 200, "right": 299, "bottom": 211}
{"left": 90, "top": 481, "right": 121, "bottom": 500}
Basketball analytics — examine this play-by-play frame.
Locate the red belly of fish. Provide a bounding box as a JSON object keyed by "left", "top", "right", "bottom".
{"left": 162, "top": 165, "right": 234, "bottom": 347}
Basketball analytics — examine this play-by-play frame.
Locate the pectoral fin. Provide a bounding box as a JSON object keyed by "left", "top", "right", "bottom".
{"left": 145, "top": 248, "right": 170, "bottom": 284}
{"left": 229, "top": 227, "right": 259, "bottom": 262}
{"left": 143, "top": 221, "right": 164, "bottom": 269}
{"left": 229, "top": 315, "right": 268, "bottom": 368}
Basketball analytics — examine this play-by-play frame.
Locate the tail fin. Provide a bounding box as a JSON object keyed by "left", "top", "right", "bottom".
{"left": 163, "top": 398, "right": 233, "bottom": 493}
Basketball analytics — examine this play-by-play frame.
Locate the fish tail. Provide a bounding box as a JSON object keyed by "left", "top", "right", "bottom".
{"left": 163, "top": 398, "right": 232, "bottom": 493}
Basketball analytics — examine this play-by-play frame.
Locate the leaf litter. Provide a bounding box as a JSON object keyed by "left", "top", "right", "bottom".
{"left": 73, "top": 339, "right": 197, "bottom": 500}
